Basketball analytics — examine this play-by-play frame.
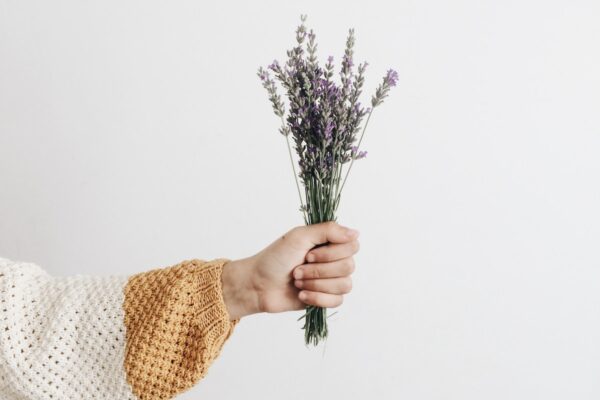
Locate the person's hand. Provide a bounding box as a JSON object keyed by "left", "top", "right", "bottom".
{"left": 221, "top": 222, "right": 359, "bottom": 320}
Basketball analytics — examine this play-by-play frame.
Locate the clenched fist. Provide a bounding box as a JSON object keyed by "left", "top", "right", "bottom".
{"left": 221, "top": 222, "right": 359, "bottom": 320}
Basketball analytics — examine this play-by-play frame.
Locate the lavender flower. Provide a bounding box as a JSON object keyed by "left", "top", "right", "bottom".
{"left": 371, "top": 68, "right": 399, "bottom": 107}
{"left": 258, "top": 16, "right": 397, "bottom": 346}
{"left": 268, "top": 60, "right": 280, "bottom": 71}
{"left": 385, "top": 69, "right": 399, "bottom": 86}
{"left": 351, "top": 146, "right": 368, "bottom": 160}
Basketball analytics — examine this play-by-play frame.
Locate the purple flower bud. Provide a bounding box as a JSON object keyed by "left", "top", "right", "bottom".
{"left": 269, "top": 60, "right": 280, "bottom": 71}
{"left": 343, "top": 54, "right": 354, "bottom": 69}
{"left": 327, "top": 55, "right": 334, "bottom": 64}
{"left": 324, "top": 121, "right": 334, "bottom": 140}
{"left": 258, "top": 70, "right": 269, "bottom": 81}
{"left": 385, "top": 69, "right": 399, "bottom": 87}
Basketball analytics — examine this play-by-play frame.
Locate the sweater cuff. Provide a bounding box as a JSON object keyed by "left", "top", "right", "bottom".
{"left": 123, "top": 258, "right": 238, "bottom": 400}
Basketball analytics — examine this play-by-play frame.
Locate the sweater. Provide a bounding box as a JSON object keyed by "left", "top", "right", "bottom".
{"left": 0, "top": 257, "right": 238, "bottom": 400}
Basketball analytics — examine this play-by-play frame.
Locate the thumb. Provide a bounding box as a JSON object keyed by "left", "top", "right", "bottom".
{"left": 292, "top": 222, "right": 359, "bottom": 247}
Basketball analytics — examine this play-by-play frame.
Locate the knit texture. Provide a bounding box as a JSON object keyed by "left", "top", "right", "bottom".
{"left": 123, "top": 259, "right": 238, "bottom": 400}
{"left": 0, "top": 257, "right": 135, "bottom": 399}
{"left": 0, "top": 257, "right": 237, "bottom": 400}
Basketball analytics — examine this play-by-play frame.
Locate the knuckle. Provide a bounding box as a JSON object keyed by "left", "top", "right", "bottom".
{"left": 311, "top": 247, "right": 324, "bottom": 259}
{"left": 312, "top": 265, "right": 321, "bottom": 279}
{"left": 352, "top": 240, "right": 360, "bottom": 253}
{"left": 323, "top": 221, "right": 337, "bottom": 229}
{"left": 318, "top": 221, "right": 336, "bottom": 235}
{"left": 322, "top": 251, "right": 334, "bottom": 262}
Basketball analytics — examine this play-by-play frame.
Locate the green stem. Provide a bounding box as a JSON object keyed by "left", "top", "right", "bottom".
{"left": 335, "top": 109, "right": 374, "bottom": 203}
{"left": 327, "top": 150, "right": 337, "bottom": 219}
{"left": 281, "top": 117, "right": 307, "bottom": 223}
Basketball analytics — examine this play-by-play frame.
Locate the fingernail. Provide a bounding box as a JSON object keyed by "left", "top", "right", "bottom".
{"left": 306, "top": 253, "right": 316, "bottom": 263}
{"left": 346, "top": 228, "right": 359, "bottom": 238}
{"left": 294, "top": 269, "right": 303, "bottom": 279}
{"left": 295, "top": 280, "right": 303, "bottom": 288}
{"left": 298, "top": 291, "right": 307, "bottom": 301}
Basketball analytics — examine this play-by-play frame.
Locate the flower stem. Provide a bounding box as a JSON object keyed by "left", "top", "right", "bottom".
{"left": 282, "top": 117, "right": 308, "bottom": 223}
{"left": 335, "top": 108, "right": 374, "bottom": 204}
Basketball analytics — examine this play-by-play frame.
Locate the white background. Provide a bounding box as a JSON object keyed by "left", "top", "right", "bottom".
{"left": 1, "top": 1, "right": 599, "bottom": 399}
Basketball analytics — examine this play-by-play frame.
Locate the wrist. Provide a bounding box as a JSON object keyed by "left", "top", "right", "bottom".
{"left": 221, "top": 256, "right": 261, "bottom": 320}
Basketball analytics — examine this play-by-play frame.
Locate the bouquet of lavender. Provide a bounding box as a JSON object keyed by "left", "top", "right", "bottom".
{"left": 258, "top": 15, "right": 397, "bottom": 346}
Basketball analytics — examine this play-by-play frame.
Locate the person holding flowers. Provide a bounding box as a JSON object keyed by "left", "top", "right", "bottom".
{"left": 1, "top": 222, "right": 359, "bottom": 399}
{"left": 1, "top": 15, "right": 395, "bottom": 400}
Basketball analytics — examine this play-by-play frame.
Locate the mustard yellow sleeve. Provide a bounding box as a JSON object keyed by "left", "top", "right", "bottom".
{"left": 123, "top": 258, "right": 238, "bottom": 400}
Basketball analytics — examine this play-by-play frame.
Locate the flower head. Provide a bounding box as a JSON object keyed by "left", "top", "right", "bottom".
{"left": 371, "top": 69, "right": 399, "bottom": 107}
{"left": 343, "top": 54, "right": 354, "bottom": 69}
{"left": 268, "top": 60, "right": 281, "bottom": 71}
{"left": 258, "top": 15, "right": 394, "bottom": 212}
{"left": 258, "top": 68, "right": 269, "bottom": 81}
{"left": 384, "top": 69, "right": 399, "bottom": 87}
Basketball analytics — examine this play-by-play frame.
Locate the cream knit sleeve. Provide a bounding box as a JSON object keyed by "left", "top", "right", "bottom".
{"left": 0, "top": 257, "right": 238, "bottom": 400}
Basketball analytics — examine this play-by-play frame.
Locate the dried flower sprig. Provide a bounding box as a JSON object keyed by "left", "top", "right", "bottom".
{"left": 258, "top": 15, "right": 397, "bottom": 346}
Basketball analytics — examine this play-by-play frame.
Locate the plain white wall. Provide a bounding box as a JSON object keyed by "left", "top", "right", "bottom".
{"left": 1, "top": 1, "right": 600, "bottom": 399}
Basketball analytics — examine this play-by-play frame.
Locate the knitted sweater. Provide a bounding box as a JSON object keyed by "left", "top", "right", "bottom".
{"left": 0, "top": 257, "right": 238, "bottom": 400}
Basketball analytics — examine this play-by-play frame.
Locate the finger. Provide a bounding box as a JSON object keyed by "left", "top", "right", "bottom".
{"left": 291, "top": 222, "right": 359, "bottom": 247}
{"left": 295, "top": 277, "right": 352, "bottom": 295}
{"left": 293, "top": 258, "right": 355, "bottom": 280}
{"left": 305, "top": 240, "right": 359, "bottom": 263}
{"left": 298, "top": 290, "right": 344, "bottom": 308}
